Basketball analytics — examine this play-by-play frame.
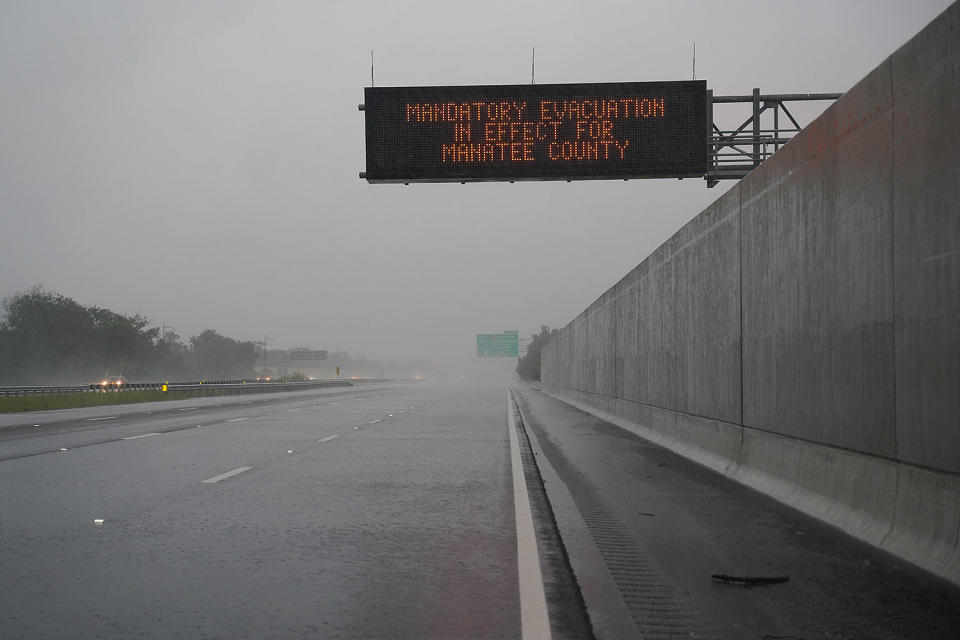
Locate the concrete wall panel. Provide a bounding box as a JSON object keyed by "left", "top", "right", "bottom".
{"left": 671, "top": 186, "right": 742, "bottom": 423}
{"left": 636, "top": 256, "right": 676, "bottom": 409}
{"left": 740, "top": 58, "right": 896, "bottom": 456}
{"left": 891, "top": 1, "right": 960, "bottom": 473}
{"left": 596, "top": 298, "right": 617, "bottom": 399}
{"left": 615, "top": 269, "right": 640, "bottom": 401}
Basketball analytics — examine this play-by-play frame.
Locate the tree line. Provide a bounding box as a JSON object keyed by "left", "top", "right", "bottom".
{"left": 0, "top": 287, "right": 258, "bottom": 384}
{"left": 515, "top": 325, "right": 557, "bottom": 382}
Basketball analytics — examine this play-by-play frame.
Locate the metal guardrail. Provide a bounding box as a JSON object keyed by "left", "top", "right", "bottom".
{"left": 0, "top": 379, "right": 353, "bottom": 397}
{"left": 0, "top": 385, "right": 93, "bottom": 397}
{"left": 161, "top": 381, "right": 352, "bottom": 395}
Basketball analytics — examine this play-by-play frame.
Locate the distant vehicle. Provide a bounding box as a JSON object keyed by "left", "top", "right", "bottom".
{"left": 98, "top": 375, "right": 128, "bottom": 388}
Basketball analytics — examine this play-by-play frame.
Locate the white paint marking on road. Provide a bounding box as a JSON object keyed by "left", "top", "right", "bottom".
{"left": 178, "top": 407, "right": 198, "bottom": 411}
{"left": 240, "top": 402, "right": 252, "bottom": 405}
{"left": 368, "top": 419, "right": 382, "bottom": 424}
{"left": 318, "top": 435, "right": 339, "bottom": 443}
{"left": 87, "top": 416, "right": 117, "bottom": 422}
{"left": 507, "top": 390, "right": 552, "bottom": 640}
{"left": 285, "top": 408, "right": 302, "bottom": 413}
{"left": 227, "top": 417, "right": 249, "bottom": 422}
{"left": 201, "top": 466, "right": 252, "bottom": 484}
{"left": 329, "top": 402, "right": 339, "bottom": 405}
{"left": 123, "top": 433, "right": 161, "bottom": 440}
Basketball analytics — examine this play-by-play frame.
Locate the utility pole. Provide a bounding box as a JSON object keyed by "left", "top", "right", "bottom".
{"left": 160, "top": 321, "right": 177, "bottom": 343}
{"left": 261, "top": 334, "right": 270, "bottom": 368}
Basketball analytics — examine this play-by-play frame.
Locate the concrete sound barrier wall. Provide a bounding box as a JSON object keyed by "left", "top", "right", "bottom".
{"left": 541, "top": 2, "right": 960, "bottom": 585}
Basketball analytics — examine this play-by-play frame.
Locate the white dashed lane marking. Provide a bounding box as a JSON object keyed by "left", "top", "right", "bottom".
{"left": 201, "top": 467, "right": 252, "bottom": 484}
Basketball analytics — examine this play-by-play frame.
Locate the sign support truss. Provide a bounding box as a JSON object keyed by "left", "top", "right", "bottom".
{"left": 706, "top": 89, "right": 842, "bottom": 187}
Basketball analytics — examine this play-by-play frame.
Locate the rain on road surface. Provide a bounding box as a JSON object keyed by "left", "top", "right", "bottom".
{"left": 4, "top": 382, "right": 960, "bottom": 639}
{"left": 0, "top": 384, "right": 531, "bottom": 639}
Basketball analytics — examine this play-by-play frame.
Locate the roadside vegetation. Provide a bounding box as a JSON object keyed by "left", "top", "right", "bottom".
{"left": 0, "top": 286, "right": 258, "bottom": 384}
{"left": 0, "top": 385, "right": 282, "bottom": 413}
{"left": 0, "top": 390, "right": 172, "bottom": 413}
{"left": 515, "top": 326, "right": 557, "bottom": 382}
{"left": 0, "top": 379, "right": 346, "bottom": 413}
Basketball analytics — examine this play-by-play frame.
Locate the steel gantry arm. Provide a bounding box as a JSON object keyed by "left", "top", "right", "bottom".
{"left": 705, "top": 89, "right": 842, "bottom": 187}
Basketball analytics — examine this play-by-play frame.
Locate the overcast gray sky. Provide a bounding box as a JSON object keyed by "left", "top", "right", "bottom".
{"left": 0, "top": 0, "right": 952, "bottom": 370}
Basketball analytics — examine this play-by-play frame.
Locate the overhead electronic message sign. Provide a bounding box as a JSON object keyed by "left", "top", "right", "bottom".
{"left": 362, "top": 80, "right": 707, "bottom": 183}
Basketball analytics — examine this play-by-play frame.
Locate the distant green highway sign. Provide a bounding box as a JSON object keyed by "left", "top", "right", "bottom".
{"left": 477, "top": 331, "right": 519, "bottom": 358}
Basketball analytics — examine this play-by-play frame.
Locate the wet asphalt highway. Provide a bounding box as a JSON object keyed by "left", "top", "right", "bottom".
{"left": 6, "top": 383, "right": 960, "bottom": 640}
{"left": 0, "top": 384, "right": 523, "bottom": 639}
{"left": 513, "top": 387, "right": 960, "bottom": 640}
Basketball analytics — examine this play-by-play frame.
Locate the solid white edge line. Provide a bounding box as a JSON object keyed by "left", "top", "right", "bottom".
{"left": 87, "top": 416, "right": 117, "bottom": 421}
{"left": 368, "top": 418, "right": 382, "bottom": 424}
{"left": 507, "top": 389, "right": 552, "bottom": 640}
{"left": 318, "top": 435, "right": 339, "bottom": 442}
{"left": 201, "top": 466, "right": 252, "bottom": 484}
{"left": 227, "top": 417, "right": 249, "bottom": 422}
{"left": 122, "top": 433, "right": 161, "bottom": 440}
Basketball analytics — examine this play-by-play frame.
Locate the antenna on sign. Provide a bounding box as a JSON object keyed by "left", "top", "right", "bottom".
{"left": 370, "top": 50, "right": 375, "bottom": 87}
{"left": 531, "top": 47, "right": 535, "bottom": 85}
{"left": 692, "top": 43, "right": 696, "bottom": 81}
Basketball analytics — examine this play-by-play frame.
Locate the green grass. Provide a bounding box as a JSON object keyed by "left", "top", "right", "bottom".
{"left": 0, "top": 389, "right": 229, "bottom": 413}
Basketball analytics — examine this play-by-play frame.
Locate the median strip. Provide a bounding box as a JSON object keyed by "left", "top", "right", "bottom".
{"left": 201, "top": 466, "right": 252, "bottom": 484}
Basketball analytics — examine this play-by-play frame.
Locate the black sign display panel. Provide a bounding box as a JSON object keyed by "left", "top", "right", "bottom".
{"left": 363, "top": 80, "right": 707, "bottom": 183}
